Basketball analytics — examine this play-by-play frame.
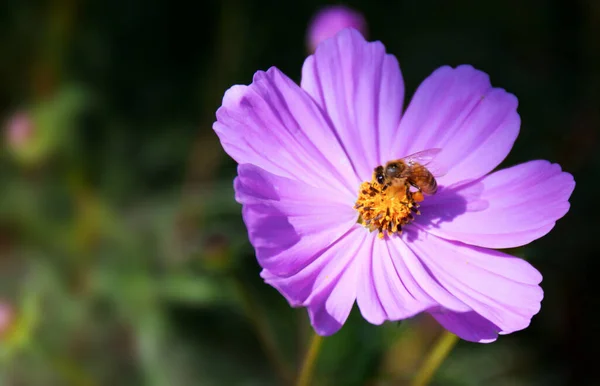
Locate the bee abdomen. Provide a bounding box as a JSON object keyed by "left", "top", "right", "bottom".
{"left": 421, "top": 175, "right": 437, "bottom": 195}
{"left": 409, "top": 166, "right": 437, "bottom": 195}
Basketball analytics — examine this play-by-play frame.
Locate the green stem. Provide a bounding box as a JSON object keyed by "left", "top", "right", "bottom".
{"left": 28, "top": 341, "right": 97, "bottom": 386}
{"left": 411, "top": 330, "right": 459, "bottom": 386}
{"left": 33, "top": 0, "right": 78, "bottom": 99}
{"left": 296, "top": 331, "right": 323, "bottom": 386}
{"left": 232, "top": 278, "right": 291, "bottom": 384}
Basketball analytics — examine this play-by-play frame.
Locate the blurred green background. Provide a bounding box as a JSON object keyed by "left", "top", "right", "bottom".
{"left": 0, "top": 1, "right": 598, "bottom": 385}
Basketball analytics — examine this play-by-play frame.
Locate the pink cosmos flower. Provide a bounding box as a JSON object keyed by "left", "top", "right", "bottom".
{"left": 306, "top": 6, "right": 367, "bottom": 53}
{"left": 213, "top": 29, "right": 575, "bottom": 343}
{"left": 5, "top": 112, "right": 33, "bottom": 149}
{"left": 0, "top": 301, "right": 13, "bottom": 337}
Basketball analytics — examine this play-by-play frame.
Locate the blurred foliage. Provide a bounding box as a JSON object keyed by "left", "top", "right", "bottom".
{"left": 0, "top": 0, "right": 599, "bottom": 385}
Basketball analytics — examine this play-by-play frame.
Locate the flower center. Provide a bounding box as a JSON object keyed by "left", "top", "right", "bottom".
{"left": 354, "top": 174, "right": 424, "bottom": 239}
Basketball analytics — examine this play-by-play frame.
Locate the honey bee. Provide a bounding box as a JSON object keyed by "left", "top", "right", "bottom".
{"left": 374, "top": 148, "right": 445, "bottom": 195}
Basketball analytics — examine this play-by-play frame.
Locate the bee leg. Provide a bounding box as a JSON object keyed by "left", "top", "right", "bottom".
{"left": 412, "top": 189, "right": 425, "bottom": 203}
{"left": 408, "top": 180, "right": 421, "bottom": 191}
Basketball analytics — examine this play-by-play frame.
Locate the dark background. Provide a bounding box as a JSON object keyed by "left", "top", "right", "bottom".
{"left": 0, "top": 1, "right": 598, "bottom": 385}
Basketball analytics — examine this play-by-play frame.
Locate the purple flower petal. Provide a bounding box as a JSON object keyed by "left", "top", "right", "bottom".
{"left": 417, "top": 160, "right": 575, "bottom": 248}
{"left": 391, "top": 237, "right": 471, "bottom": 313}
{"left": 301, "top": 28, "right": 405, "bottom": 180}
{"left": 395, "top": 65, "right": 520, "bottom": 185}
{"left": 214, "top": 67, "right": 359, "bottom": 196}
{"left": 356, "top": 234, "right": 437, "bottom": 324}
{"left": 355, "top": 234, "right": 387, "bottom": 324}
{"left": 406, "top": 230, "right": 543, "bottom": 336}
{"left": 235, "top": 164, "right": 357, "bottom": 276}
{"left": 261, "top": 226, "right": 365, "bottom": 336}
{"left": 429, "top": 309, "right": 501, "bottom": 343}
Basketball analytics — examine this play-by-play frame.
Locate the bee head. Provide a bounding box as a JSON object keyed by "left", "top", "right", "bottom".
{"left": 374, "top": 166, "right": 385, "bottom": 185}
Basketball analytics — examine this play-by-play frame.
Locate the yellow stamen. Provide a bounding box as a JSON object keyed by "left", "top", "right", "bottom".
{"left": 354, "top": 178, "right": 421, "bottom": 239}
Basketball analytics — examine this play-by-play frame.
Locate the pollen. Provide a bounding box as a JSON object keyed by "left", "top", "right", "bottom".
{"left": 354, "top": 178, "right": 422, "bottom": 239}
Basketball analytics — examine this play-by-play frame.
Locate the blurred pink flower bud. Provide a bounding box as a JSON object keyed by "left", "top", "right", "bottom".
{"left": 307, "top": 5, "right": 367, "bottom": 52}
{"left": 5, "top": 112, "right": 33, "bottom": 149}
{"left": 0, "top": 301, "right": 13, "bottom": 337}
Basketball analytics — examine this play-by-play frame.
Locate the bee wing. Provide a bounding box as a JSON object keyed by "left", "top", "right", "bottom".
{"left": 402, "top": 148, "right": 448, "bottom": 177}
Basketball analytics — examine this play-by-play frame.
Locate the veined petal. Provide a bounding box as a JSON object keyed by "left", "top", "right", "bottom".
{"left": 391, "top": 238, "right": 471, "bottom": 313}
{"left": 261, "top": 226, "right": 365, "bottom": 336}
{"left": 214, "top": 67, "right": 359, "bottom": 197}
{"left": 356, "top": 234, "right": 386, "bottom": 324}
{"left": 417, "top": 160, "right": 575, "bottom": 248}
{"left": 395, "top": 65, "right": 519, "bottom": 185}
{"left": 429, "top": 309, "right": 501, "bottom": 343}
{"left": 301, "top": 28, "right": 405, "bottom": 180}
{"left": 407, "top": 230, "right": 543, "bottom": 336}
{"left": 235, "top": 164, "right": 357, "bottom": 276}
{"left": 357, "top": 233, "right": 437, "bottom": 324}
